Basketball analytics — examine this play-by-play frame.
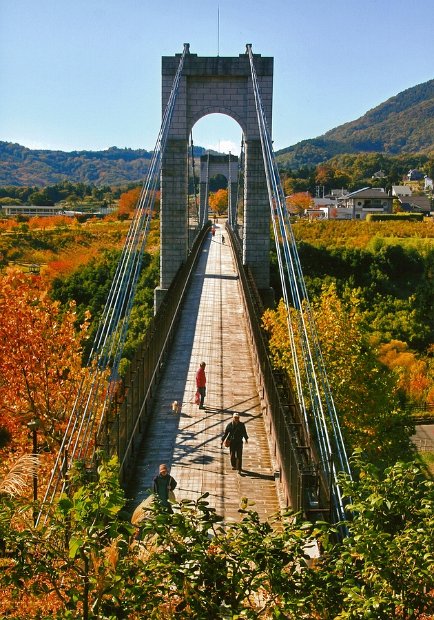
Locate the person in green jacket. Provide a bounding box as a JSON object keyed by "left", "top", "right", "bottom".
{"left": 153, "top": 464, "right": 177, "bottom": 512}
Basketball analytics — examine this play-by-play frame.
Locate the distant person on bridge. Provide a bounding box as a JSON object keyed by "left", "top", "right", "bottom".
{"left": 196, "top": 361, "right": 207, "bottom": 410}
{"left": 153, "top": 464, "right": 177, "bottom": 513}
{"left": 221, "top": 413, "right": 248, "bottom": 473}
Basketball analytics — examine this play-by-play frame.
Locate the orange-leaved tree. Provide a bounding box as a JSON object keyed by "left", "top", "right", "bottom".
{"left": 378, "top": 340, "right": 433, "bottom": 405}
{"left": 118, "top": 187, "right": 160, "bottom": 220}
{"left": 0, "top": 269, "right": 91, "bottom": 459}
{"left": 209, "top": 188, "right": 228, "bottom": 216}
{"left": 285, "top": 192, "right": 313, "bottom": 215}
{"left": 118, "top": 187, "right": 141, "bottom": 218}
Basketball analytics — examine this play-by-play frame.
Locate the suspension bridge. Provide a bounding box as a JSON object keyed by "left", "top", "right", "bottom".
{"left": 37, "top": 44, "right": 351, "bottom": 529}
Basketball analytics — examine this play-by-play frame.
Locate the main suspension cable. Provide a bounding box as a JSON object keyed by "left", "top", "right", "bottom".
{"left": 37, "top": 43, "right": 190, "bottom": 525}
{"left": 246, "top": 44, "right": 351, "bottom": 525}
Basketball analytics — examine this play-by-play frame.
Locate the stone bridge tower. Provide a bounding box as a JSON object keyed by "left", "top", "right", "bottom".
{"left": 156, "top": 46, "right": 273, "bottom": 308}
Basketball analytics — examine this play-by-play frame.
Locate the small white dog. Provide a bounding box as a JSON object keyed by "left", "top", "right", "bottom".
{"left": 171, "top": 400, "right": 180, "bottom": 414}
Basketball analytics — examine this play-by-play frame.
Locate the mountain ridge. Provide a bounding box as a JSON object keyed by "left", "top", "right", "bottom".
{"left": 0, "top": 143, "right": 207, "bottom": 187}
{"left": 1, "top": 78, "right": 433, "bottom": 186}
{"left": 276, "top": 78, "right": 434, "bottom": 168}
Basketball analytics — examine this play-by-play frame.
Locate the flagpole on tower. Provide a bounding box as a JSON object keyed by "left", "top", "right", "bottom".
{"left": 217, "top": 6, "right": 220, "bottom": 56}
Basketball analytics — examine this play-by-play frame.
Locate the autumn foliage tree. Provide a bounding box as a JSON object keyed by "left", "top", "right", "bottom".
{"left": 378, "top": 340, "right": 434, "bottom": 405}
{"left": 0, "top": 269, "right": 90, "bottom": 462}
{"left": 208, "top": 188, "right": 228, "bottom": 215}
{"left": 262, "top": 284, "right": 414, "bottom": 466}
{"left": 315, "top": 163, "right": 351, "bottom": 190}
{"left": 118, "top": 187, "right": 141, "bottom": 218}
{"left": 285, "top": 191, "right": 313, "bottom": 215}
{"left": 118, "top": 187, "right": 160, "bottom": 220}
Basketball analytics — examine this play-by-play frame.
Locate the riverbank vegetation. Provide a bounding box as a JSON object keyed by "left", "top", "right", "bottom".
{"left": 270, "top": 219, "right": 434, "bottom": 408}
{"left": 0, "top": 206, "right": 433, "bottom": 617}
{"left": 1, "top": 455, "right": 433, "bottom": 618}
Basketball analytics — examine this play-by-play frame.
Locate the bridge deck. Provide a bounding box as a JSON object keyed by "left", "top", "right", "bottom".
{"left": 129, "top": 224, "right": 282, "bottom": 523}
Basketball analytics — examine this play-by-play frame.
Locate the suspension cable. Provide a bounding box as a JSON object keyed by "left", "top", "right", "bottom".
{"left": 37, "top": 43, "right": 190, "bottom": 525}
{"left": 246, "top": 44, "right": 351, "bottom": 524}
{"left": 233, "top": 136, "right": 245, "bottom": 236}
{"left": 203, "top": 153, "right": 210, "bottom": 227}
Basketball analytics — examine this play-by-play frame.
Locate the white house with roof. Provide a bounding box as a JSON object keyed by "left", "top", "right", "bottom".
{"left": 312, "top": 197, "right": 337, "bottom": 209}
{"left": 337, "top": 187, "right": 393, "bottom": 219}
{"left": 392, "top": 185, "right": 412, "bottom": 198}
{"left": 306, "top": 197, "right": 353, "bottom": 220}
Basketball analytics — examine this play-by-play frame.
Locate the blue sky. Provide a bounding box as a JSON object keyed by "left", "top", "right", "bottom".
{"left": 1, "top": 0, "right": 433, "bottom": 156}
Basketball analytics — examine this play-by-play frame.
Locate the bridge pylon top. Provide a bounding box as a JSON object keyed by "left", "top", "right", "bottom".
{"left": 167, "top": 46, "right": 273, "bottom": 75}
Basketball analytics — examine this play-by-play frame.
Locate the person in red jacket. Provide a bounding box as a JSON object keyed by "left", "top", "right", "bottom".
{"left": 196, "top": 361, "right": 207, "bottom": 409}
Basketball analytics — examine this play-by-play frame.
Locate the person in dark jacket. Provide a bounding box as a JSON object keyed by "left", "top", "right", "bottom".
{"left": 221, "top": 413, "right": 248, "bottom": 473}
{"left": 196, "top": 361, "right": 207, "bottom": 409}
{"left": 153, "top": 464, "right": 177, "bottom": 512}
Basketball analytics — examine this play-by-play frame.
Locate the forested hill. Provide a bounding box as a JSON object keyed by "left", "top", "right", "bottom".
{"left": 276, "top": 78, "right": 434, "bottom": 169}
{"left": 2, "top": 78, "right": 433, "bottom": 185}
{"left": 0, "top": 142, "right": 207, "bottom": 187}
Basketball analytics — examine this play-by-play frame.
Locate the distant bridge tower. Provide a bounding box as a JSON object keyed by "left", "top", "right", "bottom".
{"left": 155, "top": 45, "right": 273, "bottom": 308}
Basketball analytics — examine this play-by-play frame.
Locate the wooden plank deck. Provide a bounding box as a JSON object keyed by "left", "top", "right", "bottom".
{"left": 129, "top": 224, "right": 282, "bottom": 523}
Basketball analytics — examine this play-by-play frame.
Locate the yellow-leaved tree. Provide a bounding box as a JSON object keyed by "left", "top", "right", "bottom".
{"left": 262, "top": 284, "right": 413, "bottom": 465}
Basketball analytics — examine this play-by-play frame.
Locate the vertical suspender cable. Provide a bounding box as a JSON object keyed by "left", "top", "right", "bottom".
{"left": 233, "top": 136, "right": 244, "bottom": 237}
{"left": 228, "top": 152, "right": 233, "bottom": 228}
{"left": 190, "top": 132, "right": 200, "bottom": 225}
{"left": 204, "top": 153, "right": 210, "bottom": 227}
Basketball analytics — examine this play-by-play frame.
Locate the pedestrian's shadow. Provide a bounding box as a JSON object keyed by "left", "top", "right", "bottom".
{"left": 241, "top": 470, "right": 275, "bottom": 481}
{"left": 190, "top": 454, "right": 214, "bottom": 465}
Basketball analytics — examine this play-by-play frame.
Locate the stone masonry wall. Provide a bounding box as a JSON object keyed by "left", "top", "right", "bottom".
{"left": 157, "top": 50, "right": 273, "bottom": 307}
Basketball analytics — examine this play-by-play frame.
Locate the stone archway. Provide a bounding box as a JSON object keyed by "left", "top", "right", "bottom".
{"left": 155, "top": 46, "right": 273, "bottom": 308}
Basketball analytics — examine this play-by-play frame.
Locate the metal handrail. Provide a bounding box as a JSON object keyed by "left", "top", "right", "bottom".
{"left": 100, "top": 223, "right": 210, "bottom": 482}
{"left": 227, "top": 223, "right": 331, "bottom": 518}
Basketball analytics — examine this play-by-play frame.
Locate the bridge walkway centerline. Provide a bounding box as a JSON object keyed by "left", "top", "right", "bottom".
{"left": 128, "top": 224, "right": 282, "bottom": 523}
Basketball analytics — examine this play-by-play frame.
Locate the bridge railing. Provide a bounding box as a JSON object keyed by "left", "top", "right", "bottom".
{"left": 97, "top": 224, "right": 210, "bottom": 483}
{"left": 227, "top": 224, "right": 331, "bottom": 519}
